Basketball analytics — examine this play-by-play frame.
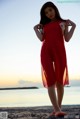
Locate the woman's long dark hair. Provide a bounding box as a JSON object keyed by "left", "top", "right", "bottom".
{"left": 40, "top": 1, "right": 66, "bottom": 25}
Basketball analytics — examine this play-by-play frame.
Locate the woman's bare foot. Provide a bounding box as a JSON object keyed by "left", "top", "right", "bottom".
{"left": 55, "top": 111, "right": 67, "bottom": 117}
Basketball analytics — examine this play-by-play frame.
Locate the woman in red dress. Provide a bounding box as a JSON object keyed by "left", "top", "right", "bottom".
{"left": 34, "top": 2, "right": 76, "bottom": 117}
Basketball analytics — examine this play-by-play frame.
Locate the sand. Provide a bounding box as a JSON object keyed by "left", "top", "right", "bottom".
{"left": 0, "top": 105, "right": 80, "bottom": 119}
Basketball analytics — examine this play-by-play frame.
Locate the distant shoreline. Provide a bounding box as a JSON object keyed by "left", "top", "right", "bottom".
{"left": 0, "top": 87, "right": 39, "bottom": 90}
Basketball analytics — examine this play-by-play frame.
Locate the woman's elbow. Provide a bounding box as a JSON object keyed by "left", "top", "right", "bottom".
{"left": 40, "top": 38, "right": 44, "bottom": 42}
{"left": 38, "top": 36, "right": 44, "bottom": 42}
{"left": 64, "top": 36, "right": 71, "bottom": 42}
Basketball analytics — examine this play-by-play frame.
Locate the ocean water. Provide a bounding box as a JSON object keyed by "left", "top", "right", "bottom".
{"left": 0, "top": 86, "right": 80, "bottom": 107}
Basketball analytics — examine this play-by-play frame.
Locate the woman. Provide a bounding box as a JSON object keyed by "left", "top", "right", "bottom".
{"left": 34, "top": 1, "right": 76, "bottom": 117}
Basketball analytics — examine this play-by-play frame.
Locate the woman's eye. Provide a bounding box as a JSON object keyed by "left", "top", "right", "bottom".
{"left": 49, "top": 9, "right": 52, "bottom": 12}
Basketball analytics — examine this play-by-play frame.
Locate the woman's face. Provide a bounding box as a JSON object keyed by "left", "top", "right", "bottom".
{"left": 44, "top": 7, "right": 56, "bottom": 20}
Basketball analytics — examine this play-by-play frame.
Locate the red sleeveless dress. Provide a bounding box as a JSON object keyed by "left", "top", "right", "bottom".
{"left": 40, "top": 21, "right": 69, "bottom": 88}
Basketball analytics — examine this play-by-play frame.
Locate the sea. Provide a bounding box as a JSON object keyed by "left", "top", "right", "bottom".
{"left": 0, "top": 86, "right": 80, "bottom": 107}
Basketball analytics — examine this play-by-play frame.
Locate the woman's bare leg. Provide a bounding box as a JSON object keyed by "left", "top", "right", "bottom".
{"left": 56, "top": 82, "right": 64, "bottom": 108}
{"left": 48, "top": 85, "right": 61, "bottom": 112}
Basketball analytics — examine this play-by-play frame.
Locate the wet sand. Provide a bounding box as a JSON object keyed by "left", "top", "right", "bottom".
{"left": 0, "top": 105, "right": 80, "bottom": 119}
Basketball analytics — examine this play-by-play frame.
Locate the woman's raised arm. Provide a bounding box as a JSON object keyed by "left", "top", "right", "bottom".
{"left": 34, "top": 24, "right": 44, "bottom": 42}
{"left": 64, "top": 19, "right": 76, "bottom": 42}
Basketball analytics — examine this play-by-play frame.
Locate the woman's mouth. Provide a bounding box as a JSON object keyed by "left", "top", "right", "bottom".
{"left": 50, "top": 15, "right": 54, "bottom": 19}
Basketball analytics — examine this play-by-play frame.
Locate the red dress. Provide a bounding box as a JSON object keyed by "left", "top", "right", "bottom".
{"left": 40, "top": 21, "right": 69, "bottom": 88}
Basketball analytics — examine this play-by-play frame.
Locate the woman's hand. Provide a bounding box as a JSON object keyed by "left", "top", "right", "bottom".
{"left": 34, "top": 24, "right": 43, "bottom": 30}
{"left": 66, "top": 19, "right": 76, "bottom": 28}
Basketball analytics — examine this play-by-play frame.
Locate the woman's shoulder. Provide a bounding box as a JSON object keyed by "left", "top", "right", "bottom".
{"left": 59, "top": 21, "right": 66, "bottom": 31}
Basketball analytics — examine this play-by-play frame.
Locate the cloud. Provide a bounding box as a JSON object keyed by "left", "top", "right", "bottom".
{"left": 17, "top": 79, "right": 43, "bottom": 88}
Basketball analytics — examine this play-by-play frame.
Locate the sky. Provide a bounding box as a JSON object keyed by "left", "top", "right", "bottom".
{"left": 0, "top": 0, "right": 80, "bottom": 88}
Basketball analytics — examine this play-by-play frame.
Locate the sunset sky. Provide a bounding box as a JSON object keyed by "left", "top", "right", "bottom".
{"left": 0, "top": 0, "right": 80, "bottom": 88}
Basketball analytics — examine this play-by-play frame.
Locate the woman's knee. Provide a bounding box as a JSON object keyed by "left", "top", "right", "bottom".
{"left": 56, "top": 82, "right": 63, "bottom": 88}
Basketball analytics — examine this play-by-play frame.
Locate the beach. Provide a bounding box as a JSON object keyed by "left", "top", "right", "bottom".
{"left": 0, "top": 87, "right": 80, "bottom": 118}
{"left": 0, "top": 105, "right": 80, "bottom": 119}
